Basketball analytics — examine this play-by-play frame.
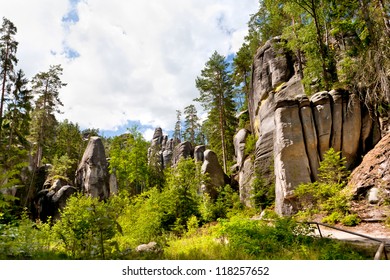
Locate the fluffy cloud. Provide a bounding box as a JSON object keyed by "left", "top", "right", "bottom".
{"left": 1, "top": 0, "right": 258, "bottom": 136}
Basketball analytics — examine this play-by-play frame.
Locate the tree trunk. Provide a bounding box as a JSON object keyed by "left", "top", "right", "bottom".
{"left": 0, "top": 44, "right": 9, "bottom": 134}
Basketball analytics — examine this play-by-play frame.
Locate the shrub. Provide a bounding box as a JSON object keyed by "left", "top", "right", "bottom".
{"left": 322, "top": 212, "right": 343, "bottom": 224}
{"left": 341, "top": 214, "right": 361, "bottom": 226}
{"left": 53, "top": 194, "right": 124, "bottom": 259}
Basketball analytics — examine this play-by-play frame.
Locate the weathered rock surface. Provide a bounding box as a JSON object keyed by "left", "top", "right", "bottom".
{"left": 36, "top": 179, "right": 77, "bottom": 222}
{"left": 239, "top": 157, "right": 254, "bottom": 207}
{"left": 136, "top": 242, "right": 160, "bottom": 253}
{"left": 234, "top": 128, "right": 249, "bottom": 169}
{"left": 244, "top": 38, "right": 382, "bottom": 215}
{"left": 274, "top": 98, "right": 312, "bottom": 215}
{"left": 75, "top": 137, "right": 110, "bottom": 200}
{"left": 348, "top": 133, "right": 390, "bottom": 200}
{"left": 172, "top": 141, "right": 193, "bottom": 166}
{"left": 194, "top": 145, "right": 206, "bottom": 162}
{"left": 201, "top": 150, "right": 226, "bottom": 200}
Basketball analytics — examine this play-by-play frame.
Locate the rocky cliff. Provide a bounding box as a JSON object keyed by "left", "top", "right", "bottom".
{"left": 238, "top": 38, "right": 382, "bottom": 215}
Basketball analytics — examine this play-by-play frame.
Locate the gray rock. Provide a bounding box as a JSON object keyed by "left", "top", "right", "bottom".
{"left": 194, "top": 145, "right": 206, "bottom": 162}
{"left": 135, "top": 242, "right": 160, "bottom": 253}
{"left": 368, "top": 187, "right": 380, "bottom": 204}
{"left": 201, "top": 150, "right": 226, "bottom": 200}
{"left": 172, "top": 141, "right": 193, "bottom": 166}
{"left": 274, "top": 101, "right": 312, "bottom": 216}
{"left": 342, "top": 93, "right": 361, "bottom": 168}
{"left": 234, "top": 129, "right": 249, "bottom": 169}
{"left": 298, "top": 95, "right": 320, "bottom": 181}
{"left": 311, "top": 91, "right": 332, "bottom": 160}
{"left": 75, "top": 137, "right": 110, "bottom": 200}
{"left": 239, "top": 157, "right": 254, "bottom": 207}
{"left": 329, "top": 89, "right": 344, "bottom": 152}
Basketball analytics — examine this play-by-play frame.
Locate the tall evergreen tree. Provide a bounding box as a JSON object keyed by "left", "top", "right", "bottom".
{"left": 183, "top": 104, "right": 200, "bottom": 145}
{"left": 3, "top": 69, "right": 32, "bottom": 151}
{"left": 29, "top": 65, "right": 66, "bottom": 167}
{"left": 0, "top": 17, "right": 18, "bottom": 135}
{"left": 195, "top": 51, "right": 237, "bottom": 173}
{"left": 173, "top": 109, "right": 182, "bottom": 142}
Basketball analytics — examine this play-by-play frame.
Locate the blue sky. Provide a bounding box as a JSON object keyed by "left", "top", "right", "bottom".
{"left": 1, "top": 0, "right": 259, "bottom": 140}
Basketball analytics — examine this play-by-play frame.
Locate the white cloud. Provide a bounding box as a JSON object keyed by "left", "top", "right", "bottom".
{"left": 0, "top": 0, "right": 259, "bottom": 135}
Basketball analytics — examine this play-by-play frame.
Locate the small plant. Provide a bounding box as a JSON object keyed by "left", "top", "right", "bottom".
{"left": 244, "top": 133, "right": 256, "bottom": 155}
{"left": 341, "top": 214, "right": 361, "bottom": 226}
{"left": 322, "top": 212, "right": 343, "bottom": 224}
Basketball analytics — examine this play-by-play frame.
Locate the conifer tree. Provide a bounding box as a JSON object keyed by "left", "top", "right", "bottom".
{"left": 195, "top": 51, "right": 237, "bottom": 173}
{"left": 30, "top": 65, "right": 66, "bottom": 167}
{"left": 183, "top": 104, "right": 200, "bottom": 145}
{"left": 0, "top": 17, "right": 18, "bottom": 135}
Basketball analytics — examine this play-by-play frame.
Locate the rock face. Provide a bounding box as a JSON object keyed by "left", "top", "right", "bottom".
{"left": 75, "top": 137, "right": 110, "bottom": 200}
{"left": 245, "top": 38, "right": 381, "bottom": 215}
{"left": 201, "top": 150, "right": 226, "bottom": 200}
{"left": 348, "top": 133, "right": 390, "bottom": 201}
{"left": 239, "top": 157, "right": 254, "bottom": 207}
{"left": 172, "top": 141, "right": 193, "bottom": 166}
{"left": 233, "top": 128, "right": 249, "bottom": 169}
{"left": 35, "top": 178, "right": 77, "bottom": 222}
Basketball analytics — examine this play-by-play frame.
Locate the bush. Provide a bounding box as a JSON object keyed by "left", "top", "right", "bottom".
{"left": 295, "top": 148, "right": 351, "bottom": 217}
{"left": 53, "top": 194, "right": 125, "bottom": 259}
{"left": 341, "top": 214, "right": 361, "bottom": 226}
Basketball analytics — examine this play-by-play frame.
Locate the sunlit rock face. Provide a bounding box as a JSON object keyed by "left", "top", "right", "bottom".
{"left": 75, "top": 136, "right": 110, "bottom": 200}
{"left": 244, "top": 38, "right": 381, "bottom": 216}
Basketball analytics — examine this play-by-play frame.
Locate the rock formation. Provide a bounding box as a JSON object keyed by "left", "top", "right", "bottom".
{"left": 35, "top": 178, "right": 77, "bottom": 222}
{"left": 237, "top": 38, "right": 382, "bottom": 215}
{"left": 348, "top": 133, "right": 390, "bottom": 201}
{"left": 75, "top": 136, "right": 110, "bottom": 200}
{"left": 201, "top": 150, "right": 226, "bottom": 200}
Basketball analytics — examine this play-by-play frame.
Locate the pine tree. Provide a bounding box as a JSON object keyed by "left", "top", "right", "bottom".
{"left": 173, "top": 110, "right": 182, "bottom": 142}
{"left": 183, "top": 104, "right": 200, "bottom": 145}
{"left": 0, "top": 17, "right": 18, "bottom": 135}
{"left": 195, "top": 51, "right": 237, "bottom": 173}
{"left": 3, "top": 69, "right": 32, "bottom": 152}
{"left": 29, "top": 65, "right": 66, "bottom": 167}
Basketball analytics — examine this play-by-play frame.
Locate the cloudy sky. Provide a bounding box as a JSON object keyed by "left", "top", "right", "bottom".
{"left": 1, "top": 0, "right": 258, "bottom": 139}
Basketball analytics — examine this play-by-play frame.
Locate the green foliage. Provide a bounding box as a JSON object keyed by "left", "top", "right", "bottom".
{"left": 200, "top": 185, "right": 241, "bottom": 223}
{"left": 53, "top": 193, "right": 125, "bottom": 259}
{"left": 183, "top": 104, "right": 202, "bottom": 145}
{"left": 251, "top": 175, "right": 275, "bottom": 211}
{"left": 214, "top": 215, "right": 369, "bottom": 260}
{"left": 49, "top": 154, "right": 75, "bottom": 180}
{"left": 321, "top": 212, "right": 343, "bottom": 225}
{"left": 29, "top": 64, "right": 66, "bottom": 167}
{"left": 341, "top": 214, "right": 361, "bottom": 227}
{"left": 109, "top": 127, "right": 150, "bottom": 195}
{"left": 195, "top": 51, "right": 238, "bottom": 173}
{"left": 244, "top": 133, "right": 256, "bottom": 155}
{"left": 0, "top": 211, "right": 55, "bottom": 259}
{"left": 295, "top": 148, "right": 354, "bottom": 223}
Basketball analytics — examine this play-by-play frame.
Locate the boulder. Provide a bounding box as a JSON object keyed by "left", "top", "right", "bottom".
{"left": 75, "top": 137, "right": 110, "bottom": 200}
{"left": 135, "top": 242, "right": 160, "bottom": 253}
{"left": 368, "top": 187, "right": 379, "bottom": 204}
{"left": 201, "top": 150, "right": 226, "bottom": 200}
{"left": 36, "top": 179, "right": 77, "bottom": 222}
{"left": 172, "top": 141, "right": 193, "bottom": 166}
{"left": 233, "top": 128, "right": 249, "bottom": 169}
{"left": 194, "top": 145, "right": 206, "bottom": 162}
